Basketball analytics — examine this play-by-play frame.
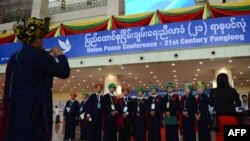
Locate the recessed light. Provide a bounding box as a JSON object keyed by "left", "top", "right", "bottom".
{"left": 132, "top": 87, "right": 135, "bottom": 89}
{"left": 62, "top": 87, "right": 64, "bottom": 89}
{"left": 247, "top": 80, "right": 249, "bottom": 82}
{"left": 71, "top": 75, "right": 75, "bottom": 78}
{"left": 175, "top": 82, "right": 178, "bottom": 85}
{"left": 59, "top": 89, "right": 62, "bottom": 92}
{"left": 53, "top": 81, "right": 56, "bottom": 84}
{"left": 74, "top": 87, "right": 77, "bottom": 89}
{"left": 193, "top": 78, "right": 196, "bottom": 81}
{"left": 159, "top": 83, "right": 162, "bottom": 86}
{"left": 76, "top": 69, "right": 80, "bottom": 72}
{"left": 145, "top": 65, "right": 149, "bottom": 68}
{"left": 121, "top": 66, "right": 125, "bottom": 69}
{"left": 67, "top": 80, "right": 70, "bottom": 83}
{"left": 156, "top": 80, "right": 160, "bottom": 82}
{"left": 172, "top": 63, "right": 175, "bottom": 66}
{"left": 173, "top": 75, "right": 177, "bottom": 78}
{"left": 143, "top": 84, "right": 146, "bottom": 86}
{"left": 195, "top": 74, "right": 198, "bottom": 77}
{"left": 241, "top": 83, "right": 243, "bottom": 85}
{"left": 128, "top": 84, "right": 131, "bottom": 87}
{"left": 71, "top": 89, "right": 73, "bottom": 91}
{"left": 173, "top": 70, "right": 176, "bottom": 73}
{"left": 89, "top": 74, "right": 93, "bottom": 77}
{"left": 199, "top": 61, "right": 203, "bottom": 65}
{"left": 87, "top": 86, "right": 89, "bottom": 88}
{"left": 135, "top": 77, "right": 138, "bottom": 80}
{"left": 1, "top": 84, "right": 4, "bottom": 86}
{"left": 64, "top": 84, "right": 67, "bottom": 86}
{"left": 129, "top": 72, "right": 132, "bottom": 75}
{"left": 92, "top": 83, "right": 95, "bottom": 85}
{"left": 98, "top": 68, "right": 102, "bottom": 71}
{"left": 175, "top": 79, "right": 178, "bottom": 82}
{"left": 139, "top": 81, "right": 142, "bottom": 83}
{"left": 150, "top": 71, "right": 154, "bottom": 74}
{"left": 176, "top": 86, "right": 179, "bottom": 88}
{"left": 78, "top": 83, "right": 81, "bottom": 86}
{"left": 147, "top": 86, "right": 149, "bottom": 89}
{"left": 233, "top": 77, "right": 236, "bottom": 79}
{"left": 240, "top": 72, "right": 243, "bottom": 75}
{"left": 123, "top": 81, "right": 126, "bottom": 84}
{"left": 154, "top": 76, "right": 157, "bottom": 79}
{"left": 99, "top": 79, "right": 103, "bottom": 81}
{"left": 83, "top": 80, "right": 86, "bottom": 82}
{"left": 197, "top": 69, "right": 200, "bottom": 71}
{"left": 82, "top": 89, "right": 85, "bottom": 91}
{"left": 248, "top": 66, "right": 250, "bottom": 69}
{"left": 207, "top": 84, "right": 210, "bottom": 87}
{"left": 228, "top": 60, "right": 233, "bottom": 63}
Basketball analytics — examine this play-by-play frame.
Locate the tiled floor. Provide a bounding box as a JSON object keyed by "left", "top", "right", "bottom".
{"left": 52, "top": 123, "right": 215, "bottom": 141}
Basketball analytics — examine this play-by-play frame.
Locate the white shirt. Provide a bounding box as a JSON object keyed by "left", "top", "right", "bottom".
{"left": 54, "top": 107, "right": 60, "bottom": 115}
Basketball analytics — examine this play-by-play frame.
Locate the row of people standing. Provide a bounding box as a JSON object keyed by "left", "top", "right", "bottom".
{"left": 63, "top": 73, "right": 242, "bottom": 141}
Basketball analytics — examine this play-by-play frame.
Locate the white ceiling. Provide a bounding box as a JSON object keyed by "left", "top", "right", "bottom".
{"left": 0, "top": 56, "right": 249, "bottom": 94}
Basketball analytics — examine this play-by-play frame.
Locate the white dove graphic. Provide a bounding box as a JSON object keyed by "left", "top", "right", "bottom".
{"left": 58, "top": 38, "right": 71, "bottom": 53}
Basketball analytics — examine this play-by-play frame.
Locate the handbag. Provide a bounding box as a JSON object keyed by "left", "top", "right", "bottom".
{"left": 164, "top": 116, "right": 177, "bottom": 125}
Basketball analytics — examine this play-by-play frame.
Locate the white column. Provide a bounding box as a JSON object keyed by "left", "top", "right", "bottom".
{"left": 104, "top": 74, "right": 122, "bottom": 95}
{"left": 107, "top": 0, "right": 124, "bottom": 17}
{"left": 213, "top": 69, "right": 234, "bottom": 88}
{"left": 31, "top": 0, "right": 49, "bottom": 18}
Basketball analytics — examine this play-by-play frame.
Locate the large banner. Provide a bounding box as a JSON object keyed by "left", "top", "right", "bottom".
{"left": 1, "top": 15, "right": 250, "bottom": 64}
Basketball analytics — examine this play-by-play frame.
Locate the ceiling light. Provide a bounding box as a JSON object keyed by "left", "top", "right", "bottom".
{"left": 176, "top": 86, "right": 179, "bottom": 88}
{"left": 156, "top": 80, "right": 160, "bottom": 82}
{"left": 1, "top": 84, "right": 4, "bottom": 86}
{"left": 207, "top": 84, "right": 210, "bottom": 87}
{"left": 83, "top": 80, "right": 86, "bottom": 82}
{"left": 240, "top": 72, "right": 243, "bottom": 75}
{"left": 247, "top": 80, "right": 249, "bottom": 82}
{"left": 53, "top": 81, "right": 56, "bottom": 84}
{"left": 78, "top": 83, "right": 81, "bottom": 86}
{"left": 74, "top": 86, "right": 77, "bottom": 89}
{"left": 135, "top": 77, "right": 138, "bottom": 80}
{"left": 123, "top": 81, "right": 126, "bottom": 84}
{"left": 139, "top": 81, "right": 142, "bottom": 83}
{"left": 67, "top": 80, "right": 70, "bottom": 83}
{"left": 228, "top": 60, "right": 233, "bottom": 63}
{"left": 241, "top": 83, "right": 243, "bottom": 85}
{"left": 193, "top": 78, "right": 196, "bottom": 81}
{"left": 171, "top": 63, "right": 175, "bottom": 66}
{"left": 175, "top": 82, "right": 178, "bottom": 85}
{"left": 64, "top": 84, "right": 67, "bottom": 86}
{"left": 199, "top": 61, "right": 203, "bottom": 65}
{"left": 99, "top": 79, "right": 103, "bottom": 81}
{"left": 82, "top": 89, "right": 85, "bottom": 91}
{"left": 62, "top": 87, "right": 64, "bottom": 89}
{"left": 153, "top": 76, "right": 157, "bottom": 79}
{"left": 173, "top": 70, "right": 176, "bottom": 73}
{"left": 196, "top": 69, "right": 200, "bottom": 71}
{"left": 55, "top": 77, "right": 58, "bottom": 79}
{"left": 132, "top": 87, "right": 135, "bottom": 89}
{"left": 89, "top": 74, "right": 93, "bottom": 77}
{"left": 159, "top": 83, "right": 162, "bottom": 86}
{"left": 150, "top": 71, "right": 154, "bottom": 74}
{"left": 71, "top": 89, "right": 73, "bottom": 91}
{"left": 145, "top": 65, "right": 149, "bottom": 68}
{"left": 233, "top": 77, "right": 236, "bottom": 79}
{"left": 175, "top": 79, "right": 178, "bottom": 82}
{"left": 121, "top": 66, "right": 125, "bottom": 69}
{"left": 173, "top": 75, "right": 177, "bottom": 78}
{"left": 86, "top": 86, "right": 89, "bottom": 88}
{"left": 248, "top": 66, "right": 250, "bottom": 69}
{"left": 59, "top": 89, "right": 62, "bottom": 92}
{"left": 128, "top": 84, "right": 131, "bottom": 87}
{"left": 92, "top": 83, "right": 95, "bottom": 85}
{"left": 71, "top": 75, "right": 75, "bottom": 78}
{"left": 98, "top": 68, "right": 102, "bottom": 71}
{"left": 129, "top": 72, "right": 132, "bottom": 75}
{"left": 76, "top": 69, "right": 80, "bottom": 72}
{"left": 195, "top": 74, "right": 198, "bottom": 77}
{"left": 143, "top": 84, "right": 146, "bottom": 86}
{"left": 222, "top": 67, "right": 225, "bottom": 70}
{"left": 147, "top": 86, "right": 149, "bottom": 89}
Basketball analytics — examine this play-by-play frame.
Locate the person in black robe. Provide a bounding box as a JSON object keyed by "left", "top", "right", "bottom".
{"left": 63, "top": 93, "right": 80, "bottom": 140}
{"left": 79, "top": 92, "right": 89, "bottom": 140}
{"left": 182, "top": 83, "right": 196, "bottom": 141}
{"left": 146, "top": 85, "right": 162, "bottom": 141}
{"left": 133, "top": 87, "right": 146, "bottom": 141}
{"left": 163, "top": 82, "right": 180, "bottom": 141}
{"left": 103, "top": 83, "right": 118, "bottom": 141}
{"left": 4, "top": 17, "right": 70, "bottom": 141}
{"left": 116, "top": 88, "right": 133, "bottom": 141}
{"left": 85, "top": 84, "right": 104, "bottom": 141}
{"left": 195, "top": 81, "right": 211, "bottom": 141}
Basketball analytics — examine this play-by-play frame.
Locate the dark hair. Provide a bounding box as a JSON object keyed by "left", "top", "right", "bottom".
{"left": 55, "top": 105, "right": 58, "bottom": 108}
{"left": 242, "top": 94, "right": 247, "bottom": 98}
{"left": 216, "top": 73, "right": 231, "bottom": 88}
